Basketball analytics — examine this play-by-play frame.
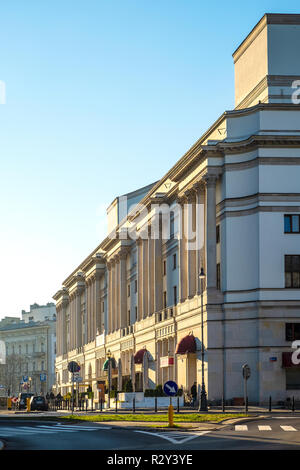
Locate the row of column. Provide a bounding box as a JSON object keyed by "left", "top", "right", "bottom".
{"left": 107, "top": 248, "right": 128, "bottom": 334}
{"left": 179, "top": 174, "right": 217, "bottom": 302}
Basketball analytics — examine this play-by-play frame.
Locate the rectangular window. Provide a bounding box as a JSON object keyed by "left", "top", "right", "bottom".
{"left": 135, "top": 306, "right": 138, "bottom": 320}
{"left": 284, "top": 215, "right": 300, "bottom": 233}
{"left": 163, "top": 291, "right": 167, "bottom": 309}
{"left": 173, "top": 254, "right": 177, "bottom": 270}
{"left": 135, "top": 280, "right": 137, "bottom": 293}
{"left": 216, "top": 225, "right": 220, "bottom": 243}
{"left": 170, "top": 216, "right": 175, "bottom": 239}
{"left": 163, "top": 260, "right": 166, "bottom": 276}
{"left": 128, "top": 310, "right": 131, "bottom": 325}
{"left": 217, "top": 263, "right": 221, "bottom": 290}
{"left": 127, "top": 284, "right": 130, "bottom": 297}
{"left": 102, "top": 302, "right": 104, "bottom": 312}
{"left": 285, "top": 255, "right": 300, "bottom": 288}
{"left": 286, "top": 323, "right": 300, "bottom": 341}
{"left": 173, "top": 286, "right": 177, "bottom": 306}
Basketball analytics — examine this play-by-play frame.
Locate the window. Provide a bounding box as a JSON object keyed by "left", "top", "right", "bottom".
{"left": 286, "top": 323, "right": 300, "bottom": 341}
{"left": 26, "top": 344, "right": 28, "bottom": 354}
{"left": 135, "top": 306, "right": 138, "bottom": 320}
{"left": 102, "top": 301, "right": 104, "bottom": 312}
{"left": 41, "top": 343, "right": 44, "bottom": 352}
{"left": 216, "top": 225, "right": 220, "bottom": 243}
{"left": 173, "top": 254, "right": 177, "bottom": 270}
{"left": 163, "top": 260, "right": 166, "bottom": 276}
{"left": 286, "top": 369, "right": 300, "bottom": 390}
{"left": 134, "top": 280, "right": 137, "bottom": 293}
{"left": 217, "top": 263, "right": 221, "bottom": 290}
{"left": 128, "top": 310, "right": 131, "bottom": 325}
{"left": 285, "top": 255, "right": 300, "bottom": 288}
{"left": 163, "top": 291, "right": 167, "bottom": 309}
{"left": 127, "top": 284, "right": 130, "bottom": 297}
{"left": 33, "top": 362, "right": 35, "bottom": 371}
{"left": 173, "top": 286, "right": 177, "bottom": 306}
{"left": 170, "top": 216, "right": 175, "bottom": 239}
{"left": 284, "top": 215, "right": 300, "bottom": 233}
{"left": 41, "top": 361, "right": 44, "bottom": 370}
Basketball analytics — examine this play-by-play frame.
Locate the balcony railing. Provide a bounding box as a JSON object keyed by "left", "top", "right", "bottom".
{"left": 155, "top": 306, "right": 176, "bottom": 323}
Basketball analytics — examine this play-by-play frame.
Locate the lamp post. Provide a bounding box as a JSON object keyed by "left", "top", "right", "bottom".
{"left": 107, "top": 350, "right": 112, "bottom": 409}
{"left": 198, "top": 268, "right": 208, "bottom": 412}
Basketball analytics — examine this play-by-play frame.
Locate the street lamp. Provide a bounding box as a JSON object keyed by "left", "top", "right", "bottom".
{"left": 198, "top": 268, "right": 208, "bottom": 412}
{"left": 107, "top": 350, "right": 112, "bottom": 409}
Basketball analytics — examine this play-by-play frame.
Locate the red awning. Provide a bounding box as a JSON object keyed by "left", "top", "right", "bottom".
{"left": 282, "top": 352, "right": 300, "bottom": 368}
{"left": 175, "top": 334, "right": 196, "bottom": 355}
{"left": 134, "top": 349, "right": 147, "bottom": 364}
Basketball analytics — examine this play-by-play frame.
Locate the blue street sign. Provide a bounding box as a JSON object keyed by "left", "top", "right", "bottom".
{"left": 163, "top": 380, "right": 178, "bottom": 397}
{"left": 40, "top": 374, "right": 47, "bottom": 382}
{"left": 22, "top": 375, "right": 28, "bottom": 383}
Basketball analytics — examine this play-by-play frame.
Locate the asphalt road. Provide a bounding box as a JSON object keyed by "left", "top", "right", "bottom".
{"left": 2, "top": 417, "right": 300, "bottom": 450}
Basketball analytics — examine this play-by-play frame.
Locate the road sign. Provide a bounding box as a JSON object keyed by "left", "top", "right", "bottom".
{"left": 74, "top": 376, "right": 83, "bottom": 383}
{"left": 163, "top": 380, "right": 178, "bottom": 397}
{"left": 40, "top": 373, "right": 47, "bottom": 382}
{"left": 68, "top": 361, "right": 80, "bottom": 373}
{"left": 242, "top": 364, "right": 251, "bottom": 380}
{"left": 23, "top": 375, "right": 28, "bottom": 383}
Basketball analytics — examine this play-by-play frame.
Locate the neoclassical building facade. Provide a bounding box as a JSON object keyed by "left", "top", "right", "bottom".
{"left": 54, "top": 14, "right": 300, "bottom": 404}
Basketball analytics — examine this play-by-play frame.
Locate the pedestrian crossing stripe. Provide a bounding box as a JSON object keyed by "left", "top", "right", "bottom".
{"left": 0, "top": 424, "right": 112, "bottom": 437}
{"left": 280, "top": 425, "right": 297, "bottom": 431}
{"left": 234, "top": 425, "right": 298, "bottom": 432}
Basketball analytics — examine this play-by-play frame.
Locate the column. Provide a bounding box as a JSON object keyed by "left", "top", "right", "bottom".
{"left": 148, "top": 232, "right": 154, "bottom": 316}
{"left": 179, "top": 198, "right": 187, "bottom": 302}
{"left": 185, "top": 191, "right": 197, "bottom": 298}
{"left": 107, "top": 262, "right": 112, "bottom": 334}
{"left": 142, "top": 239, "right": 148, "bottom": 319}
{"left": 137, "top": 239, "right": 143, "bottom": 320}
{"left": 95, "top": 272, "right": 101, "bottom": 335}
{"left": 194, "top": 182, "right": 205, "bottom": 295}
{"left": 61, "top": 298, "right": 68, "bottom": 354}
{"left": 204, "top": 174, "right": 217, "bottom": 290}
{"left": 75, "top": 290, "right": 83, "bottom": 348}
{"left": 153, "top": 230, "right": 163, "bottom": 313}
{"left": 119, "top": 249, "right": 128, "bottom": 329}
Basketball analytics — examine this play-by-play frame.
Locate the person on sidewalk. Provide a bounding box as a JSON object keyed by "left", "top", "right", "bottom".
{"left": 191, "top": 382, "right": 197, "bottom": 407}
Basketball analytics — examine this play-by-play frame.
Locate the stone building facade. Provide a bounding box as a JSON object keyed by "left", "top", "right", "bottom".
{"left": 0, "top": 304, "right": 56, "bottom": 396}
{"left": 54, "top": 14, "right": 300, "bottom": 405}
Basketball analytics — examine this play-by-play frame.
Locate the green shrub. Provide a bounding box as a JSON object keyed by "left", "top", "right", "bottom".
{"left": 154, "top": 385, "right": 165, "bottom": 397}
{"left": 144, "top": 389, "right": 155, "bottom": 397}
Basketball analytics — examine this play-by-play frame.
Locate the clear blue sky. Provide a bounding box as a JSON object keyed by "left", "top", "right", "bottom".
{"left": 0, "top": 1, "right": 299, "bottom": 317}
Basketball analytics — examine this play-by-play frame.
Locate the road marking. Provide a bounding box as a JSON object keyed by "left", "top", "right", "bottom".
{"left": 280, "top": 425, "right": 297, "bottom": 431}
{"left": 235, "top": 425, "right": 248, "bottom": 431}
{"left": 258, "top": 425, "right": 272, "bottom": 431}
{"left": 134, "top": 430, "right": 211, "bottom": 444}
{"left": 0, "top": 424, "right": 112, "bottom": 437}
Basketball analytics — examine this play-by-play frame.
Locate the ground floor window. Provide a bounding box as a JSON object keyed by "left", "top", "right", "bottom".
{"left": 286, "top": 368, "right": 300, "bottom": 390}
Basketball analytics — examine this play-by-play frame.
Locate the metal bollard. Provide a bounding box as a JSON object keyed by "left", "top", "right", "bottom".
{"left": 245, "top": 396, "right": 248, "bottom": 414}
{"left": 85, "top": 399, "right": 88, "bottom": 413}
{"left": 177, "top": 396, "right": 180, "bottom": 413}
{"left": 222, "top": 396, "right": 225, "bottom": 412}
{"left": 292, "top": 396, "right": 295, "bottom": 412}
{"left": 154, "top": 396, "right": 157, "bottom": 413}
{"left": 269, "top": 396, "right": 272, "bottom": 412}
{"left": 115, "top": 393, "right": 118, "bottom": 413}
{"left": 133, "top": 397, "right": 135, "bottom": 413}
{"left": 100, "top": 398, "right": 103, "bottom": 412}
{"left": 168, "top": 404, "right": 174, "bottom": 427}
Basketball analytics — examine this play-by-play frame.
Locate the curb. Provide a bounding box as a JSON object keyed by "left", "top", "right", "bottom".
{"left": 218, "top": 414, "right": 269, "bottom": 428}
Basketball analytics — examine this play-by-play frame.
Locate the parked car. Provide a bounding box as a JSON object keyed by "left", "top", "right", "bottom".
{"left": 30, "top": 395, "right": 48, "bottom": 411}
{"left": 18, "top": 392, "right": 34, "bottom": 410}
